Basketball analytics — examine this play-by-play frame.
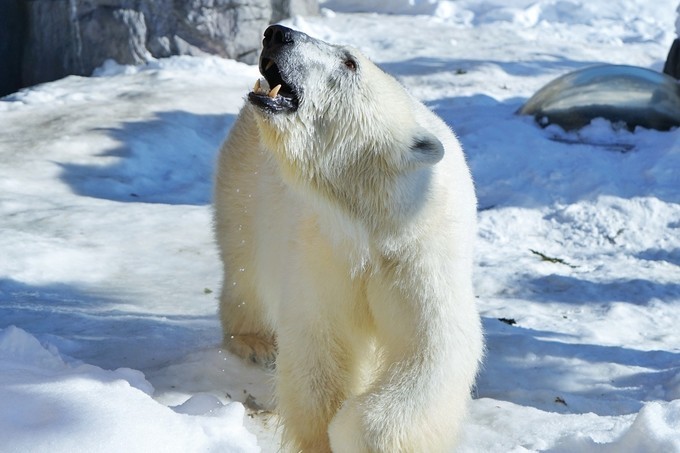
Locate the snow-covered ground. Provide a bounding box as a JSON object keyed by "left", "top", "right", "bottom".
{"left": 1, "top": 0, "right": 679, "bottom": 451}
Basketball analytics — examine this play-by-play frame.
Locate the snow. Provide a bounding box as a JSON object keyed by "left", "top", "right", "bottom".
{"left": 0, "top": 0, "right": 678, "bottom": 451}
{"left": 0, "top": 326, "right": 259, "bottom": 453}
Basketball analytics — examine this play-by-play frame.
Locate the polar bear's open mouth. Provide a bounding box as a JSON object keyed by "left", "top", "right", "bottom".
{"left": 248, "top": 57, "right": 299, "bottom": 113}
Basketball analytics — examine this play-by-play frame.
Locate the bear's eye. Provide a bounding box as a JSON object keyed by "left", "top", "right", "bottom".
{"left": 344, "top": 57, "right": 357, "bottom": 72}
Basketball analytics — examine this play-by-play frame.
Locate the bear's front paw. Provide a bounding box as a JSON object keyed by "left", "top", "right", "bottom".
{"left": 225, "top": 333, "right": 277, "bottom": 369}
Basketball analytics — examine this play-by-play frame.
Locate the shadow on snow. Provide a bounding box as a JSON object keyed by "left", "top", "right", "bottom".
{"left": 478, "top": 316, "right": 680, "bottom": 417}
{"left": 0, "top": 279, "right": 220, "bottom": 371}
{"left": 522, "top": 273, "right": 680, "bottom": 305}
{"left": 395, "top": 80, "right": 680, "bottom": 210}
{"left": 59, "top": 110, "right": 235, "bottom": 206}
{"left": 378, "top": 55, "right": 607, "bottom": 80}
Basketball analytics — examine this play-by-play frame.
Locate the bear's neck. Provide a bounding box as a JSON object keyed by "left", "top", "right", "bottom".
{"left": 273, "top": 142, "right": 430, "bottom": 241}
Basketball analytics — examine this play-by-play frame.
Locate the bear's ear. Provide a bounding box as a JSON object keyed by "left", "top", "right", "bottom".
{"left": 408, "top": 127, "right": 444, "bottom": 167}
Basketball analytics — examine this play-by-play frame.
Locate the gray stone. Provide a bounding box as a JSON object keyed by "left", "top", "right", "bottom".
{"left": 22, "top": 1, "right": 78, "bottom": 87}
{"left": 519, "top": 64, "right": 680, "bottom": 131}
{"left": 6, "top": 0, "right": 318, "bottom": 93}
{"left": 271, "top": 0, "right": 319, "bottom": 23}
{"left": 663, "top": 38, "right": 680, "bottom": 79}
{"left": 20, "top": 0, "right": 273, "bottom": 86}
{"left": 0, "top": 0, "right": 25, "bottom": 97}
{"left": 170, "top": 0, "right": 271, "bottom": 63}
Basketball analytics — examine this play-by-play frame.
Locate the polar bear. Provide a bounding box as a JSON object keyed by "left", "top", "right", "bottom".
{"left": 213, "top": 25, "right": 483, "bottom": 452}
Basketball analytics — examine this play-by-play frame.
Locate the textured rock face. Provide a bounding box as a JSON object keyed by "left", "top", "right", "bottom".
{"left": 144, "top": 0, "right": 271, "bottom": 62}
{"left": 664, "top": 39, "right": 680, "bottom": 79}
{"left": 271, "top": 0, "right": 319, "bottom": 23}
{"left": 0, "top": 0, "right": 25, "bottom": 97}
{"left": 21, "top": 0, "right": 271, "bottom": 87}
{"left": 1, "top": 0, "right": 318, "bottom": 97}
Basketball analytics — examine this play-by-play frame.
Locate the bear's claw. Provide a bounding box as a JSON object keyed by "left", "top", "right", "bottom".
{"left": 225, "top": 333, "right": 277, "bottom": 370}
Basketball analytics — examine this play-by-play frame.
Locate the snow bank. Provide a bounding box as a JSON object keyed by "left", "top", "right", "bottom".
{"left": 606, "top": 401, "right": 680, "bottom": 452}
{"left": 549, "top": 401, "right": 680, "bottom": 452}
{"left": 0, "top": 326, "right": 259, "bottom": 453}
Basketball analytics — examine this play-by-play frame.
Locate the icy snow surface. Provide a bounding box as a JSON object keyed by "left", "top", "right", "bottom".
{"left": 1, "top": 0, "right": 679, "bottom": 451}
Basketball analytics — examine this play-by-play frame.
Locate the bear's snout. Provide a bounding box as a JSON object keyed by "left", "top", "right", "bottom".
{"left": 249, "top": 25, "right": 308, "bottom": 114}
{"left": 263, "top": 25, "right": 303, "bottom": 51}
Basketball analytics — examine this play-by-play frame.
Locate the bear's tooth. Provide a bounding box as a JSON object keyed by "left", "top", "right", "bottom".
{"left": 253, "top": 79, "right": 261, "bottom": 93}
{"left": 268, "top": 84, "right": 282, "bottom": 98}
{"left": 265, "top": 60, "right": 275, "bottom": 71}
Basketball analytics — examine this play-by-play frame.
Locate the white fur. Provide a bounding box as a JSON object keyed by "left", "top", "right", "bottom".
{"left": 214, "top": 29, "right": 483, "bottom": 452}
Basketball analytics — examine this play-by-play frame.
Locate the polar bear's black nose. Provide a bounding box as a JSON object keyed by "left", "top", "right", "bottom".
{"left": 263, "top": 25, "right": 299, "bottom": 49}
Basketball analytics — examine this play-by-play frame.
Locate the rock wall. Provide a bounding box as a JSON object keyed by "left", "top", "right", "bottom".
{"left": 0, "top": 0, "right": 25, "bottom": 97}
{"left": 271, "top": 0, "right": 318, "bottom": 23}
{"left": 1, "top": 0, "right": 318, "bottom": 97}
